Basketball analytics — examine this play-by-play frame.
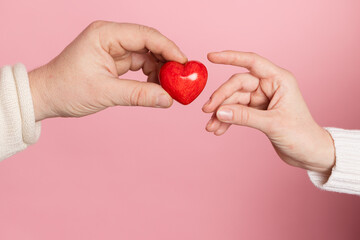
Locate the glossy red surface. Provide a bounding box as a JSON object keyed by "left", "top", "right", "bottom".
{"left": 159, "top": 61, "right": 208, "bottom": 105}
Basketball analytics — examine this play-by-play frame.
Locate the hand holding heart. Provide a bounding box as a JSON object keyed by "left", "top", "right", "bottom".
{"left": 202, "top": 51, "right": 335, "bottom": 173}
{"left": 29, "top": 21, "right": 187, "bottom": 121}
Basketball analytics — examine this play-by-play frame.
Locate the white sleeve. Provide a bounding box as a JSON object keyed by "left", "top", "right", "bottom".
{"left": 308, "top": 127, "right": 360, "bottom": 195}
{"left": 0, "top": 64, "right": 41, "bottom": 162}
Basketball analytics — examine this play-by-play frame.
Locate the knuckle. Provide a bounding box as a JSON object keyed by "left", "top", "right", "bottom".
{"left": 235, "top": 107, "right": 250, "bottom": 125}
{"left": 280, "top": 68, "right": 293, "bottom": 78}
{"left": 241, "top": 108, "right": 250, "bottom": 125}
{"left": 225, "top": 73, "right": 241, "bottom": 86}
{"left": 228, "top": 75, "right": 239, "bottom": 85}
{"left": 138, "top": 25, "right": 158, "bottom": 34}
{"left": 130, "top": 85, "right": 148, "bottom": 106}
{"left": 214, "top": 90, "right": 227, "bottom": 102}
{"left": 247, "top": 52, "right": 259, "bottom": 65}
{"left": 87, "top": 20, "right": 107, "bottom": 31}
{"left": 247, "top": 51, "right": 257, "bottom": 57}
{"left": 278, "top": 69, "right": 297, "bottom": 84}
{"left": 227, "top": 73, "right": 248, "bottom": 90}
{"left": 230, "top": 73, "right": 242, "bottom": 81}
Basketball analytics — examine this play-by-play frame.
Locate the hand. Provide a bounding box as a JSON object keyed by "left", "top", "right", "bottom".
{"left": 29, "top": 21, "right": 187, "bottom": 121}
{"left": 202, "top": 51, "right": 335, "bottom": 173}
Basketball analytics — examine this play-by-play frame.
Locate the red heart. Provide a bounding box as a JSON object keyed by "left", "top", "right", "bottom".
{"left": 159, "top": 61, "right": 208, "bottom": 105}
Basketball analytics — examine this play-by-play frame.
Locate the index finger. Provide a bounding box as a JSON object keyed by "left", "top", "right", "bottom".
{"left": 99, "top": 22, "right": 187, "bottom": 64}
{"left": 207, "top": 51, "right": 279, "bottom": 78}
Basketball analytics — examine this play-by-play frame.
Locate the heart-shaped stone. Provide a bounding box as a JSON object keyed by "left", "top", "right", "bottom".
{"left": 159, "top": 61, "right": 208, "bottom": 105}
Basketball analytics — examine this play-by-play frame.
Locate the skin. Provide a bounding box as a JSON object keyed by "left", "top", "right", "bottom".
{"left": 29, "top": 21, "right": 187, "bottom": 121}
{"left": 28, "top": 22, "right": 334, "bottom": 174}
{"left": 203, "top": 51, "right": 335, "bottom": 174}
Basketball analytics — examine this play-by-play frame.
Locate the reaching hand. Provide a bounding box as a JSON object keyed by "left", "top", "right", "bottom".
{"left": 203, "top": 51, "right": 335, "bottom": 173}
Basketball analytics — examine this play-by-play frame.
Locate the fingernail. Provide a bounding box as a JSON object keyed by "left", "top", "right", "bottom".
{"left": 156, "top": 94, "right": 171, "bottom": 108}
{"left": 206, "top": 118, "right": 214, "bottom": 128}
{"left": 217, "top": 108, "right": 233, "bottom": 121}
{"left": 203, "top": 99, "right": 211, "bottom": 108}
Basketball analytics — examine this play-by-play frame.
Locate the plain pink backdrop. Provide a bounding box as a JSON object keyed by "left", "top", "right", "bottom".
{"left": 1, "top": 0, "right": 360, "bottom": 239}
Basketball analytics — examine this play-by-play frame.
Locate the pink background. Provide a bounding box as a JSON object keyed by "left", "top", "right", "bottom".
{"left": 1, "top": 0, "right": 360, "bottom": 239}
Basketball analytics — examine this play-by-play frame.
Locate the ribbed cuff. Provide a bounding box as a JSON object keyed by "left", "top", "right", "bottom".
{"left": 308, "top": 127, "right": 360, "bottom": 195}
{"left": 0, "top": 64, "right": 41, "bottom": 162}
{"left": 13, "top": 63, "right": 41, "bottom": 144}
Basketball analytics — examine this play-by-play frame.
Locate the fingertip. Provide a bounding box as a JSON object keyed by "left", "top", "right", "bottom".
{"left": 205, "top": 118, "right": 214, "bottom": 132}
{"left": 202, "top": 99, "right": 212, "bottom": 113}
{"left": 180, "top": 50, "right": 188, "bottom": 63}
{"left": 203, "top": 97, "right": 221, "bottom": 113}
{"left": 180, "top": 57, "right": 188, "bottom": 64}
{"left": 206, "top": 118, "right": 218, "bottom": 132}
{"left": 167, "top": 97, "right": 174, "bottom": 108}
{"left": 156, "top": 93, "right": 173, "bottom": 108}
{"left": 202, "top": 105, "right": 215, "bottom": 113}
{"left": 173, "top": 48, "right": 188, "bottom": 64}
{"left": 207, "top": 52, "right": 214, "bottom": 58}
{"left": 214, "top": 123, "right": 230, "bottom": 136}
{"left": 174, "top": 56, "right": 187, "bottom": 65}
{"left": 207, "top": 52, "right": 219, "bottom": 62}
{"left": 214, "top": 130, "right": 224, "bottom": 136}
{"left": 208, "top": 50, "right": 240, "bottom": 64}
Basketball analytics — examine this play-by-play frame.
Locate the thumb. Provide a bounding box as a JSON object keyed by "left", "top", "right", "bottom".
{"left": 216, "top": 104, "right": 271, "bottom": 133}
{"left": 110, "top": 78, "right": 173, "bottom": 108}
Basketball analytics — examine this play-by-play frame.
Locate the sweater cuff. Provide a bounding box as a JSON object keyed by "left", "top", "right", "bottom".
{"left": 308, "top": 127, "right": 360, "bottom": 195}
{"left": 13, "top": 63, "right": 41, "bottom": 144}
{"left": 0, "top": 64, "right": 41, "bottom": 162}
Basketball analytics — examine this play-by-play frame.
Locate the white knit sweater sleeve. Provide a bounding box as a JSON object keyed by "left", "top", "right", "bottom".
{"left": 0, "top": 64, "right": 41, "bottom": 162}
{"left": 308, "top": 127, "right": 360, "bottom": 195}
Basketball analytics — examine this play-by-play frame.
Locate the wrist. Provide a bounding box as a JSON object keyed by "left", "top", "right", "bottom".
{"left": 321, "top": 128, "right": 336, "bottom": 172}
{"left": 28, "top": 65, "right": 55, "bottom": 121}
{"left": 307, "top": 126, "right": 336, "bottom": 173}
